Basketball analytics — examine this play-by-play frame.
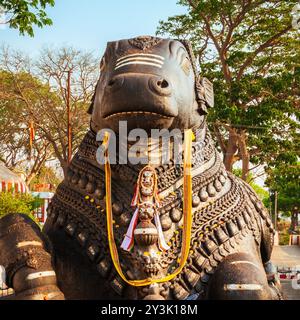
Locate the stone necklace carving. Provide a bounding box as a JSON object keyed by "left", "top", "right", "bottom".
{"left": 103, "top": 130, "right": 194, "bottom": 288}
{"left": 48, "top": 123, "right": 263, "bottom": 299}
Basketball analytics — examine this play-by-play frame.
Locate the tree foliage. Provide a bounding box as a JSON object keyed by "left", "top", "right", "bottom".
{"left": 0, "top": 46, "right": 99, "bottom": 181}
{"left": 266, "top": 162, "right": 300, "bottom": 232}
{"left": 233, "top": 168, "right": 269, "bottom": 203}
{"left": 0, "top": 69, "right": 56, "bottom": 184}
{"left": 0, "top": 0, "right": 55, "bottom": 36}
{"left": 158, "top": 0, "right": 300, "bottom": 181}
{"left": 29, "top": 165, "right": 62, "bottom": 190}
{"left": 0, "top": 191, "right": 41, "bottom": 218}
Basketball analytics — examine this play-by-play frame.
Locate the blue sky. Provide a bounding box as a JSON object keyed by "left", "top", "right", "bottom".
{"left": 0, "top": 0, "right": 187, "bottom": 57}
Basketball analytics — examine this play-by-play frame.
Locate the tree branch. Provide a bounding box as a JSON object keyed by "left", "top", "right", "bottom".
{"left": 236, "top": 25, "right": 292, "bottom": 80}
{"left": 213, "top": 124, "right": 227, "bottom": 155}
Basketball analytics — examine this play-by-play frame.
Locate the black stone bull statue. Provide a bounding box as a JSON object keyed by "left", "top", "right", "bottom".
{"left": 0, "top": 36, "right": 282, "bottom": 300}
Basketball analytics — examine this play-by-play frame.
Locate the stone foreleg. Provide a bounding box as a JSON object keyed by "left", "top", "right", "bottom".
{"left": 0, "top": 214, "right": 64, "bottom": 300}
{"left": 206, "top": 252, "right": 282, "bottom": 300}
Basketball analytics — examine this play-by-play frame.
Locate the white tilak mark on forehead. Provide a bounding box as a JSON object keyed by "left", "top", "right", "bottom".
{"left": 115, "top": 61, "right": 163, "bottom": 70}
{"left": 117, "top": 53, "right": 165, "bottom": 62}
{"left": 115, "top": 57, "right": 164, "bottom": 67}
{"left": 115, "top": 53, "right": 165, "bottom": 70}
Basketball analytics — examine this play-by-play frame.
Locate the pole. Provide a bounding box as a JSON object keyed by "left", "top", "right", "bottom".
{"left": 269, "top": 190, "right": 272, "bottom": 221}
{"left": 67, "top": 70, "right": 72, "bottom": 164}
{"left": 274, "top": 191, "right": 278, "bottom": 231}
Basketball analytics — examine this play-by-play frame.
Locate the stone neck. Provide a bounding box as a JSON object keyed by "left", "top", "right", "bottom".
{"left": 77, "top": 123, "right": 221, "bottom": 193}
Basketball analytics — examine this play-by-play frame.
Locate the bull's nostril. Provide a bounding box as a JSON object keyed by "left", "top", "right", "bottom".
{"left": 149, "top": 77, "right": 171, "bottom": 96}
{"left": 108, "top": 79, "right": 116, "bottom": 87}
{"left": 157, "top": 79, "right": 169, "bottom": 89}
{"left": 106, "top": 76, "right": 124, "bottom": 91}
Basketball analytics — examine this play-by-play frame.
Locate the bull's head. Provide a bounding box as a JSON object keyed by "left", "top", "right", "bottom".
{"left": 89, "top": 36, "right": 213, "bottom": 133}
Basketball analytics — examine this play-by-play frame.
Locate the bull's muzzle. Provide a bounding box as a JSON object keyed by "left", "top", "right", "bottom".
{"left": 102, "top": 73, "right": 177, "bottom": 120}
{"left": 105, "top": 74, "right": 172, "bottom": 97}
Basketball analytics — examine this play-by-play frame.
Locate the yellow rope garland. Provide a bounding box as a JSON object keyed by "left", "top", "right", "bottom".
{"left": 103, "top": 130, "right": 194, "bottom": 287}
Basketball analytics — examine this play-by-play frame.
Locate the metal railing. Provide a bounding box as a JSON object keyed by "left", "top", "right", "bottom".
{"left": 289, "top": 235, "right": 300, "bottom": 246}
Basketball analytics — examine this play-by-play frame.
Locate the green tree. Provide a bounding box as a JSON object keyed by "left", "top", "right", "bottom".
{"left": 266, "top": 162, "right": 300, "bottom": 233}
{"left": 29, "top": 165, "right": 62, "bottom": 190}
{"left": 158, "top": 0, "right": 300, "bottom": 181}
{"left": 0, "top": 191, "right": 41, "bottom": 219}
{"left": 0, "top": 69, "right": 57, "bottom": 184}
{"left": 233, "top": 168, "right": 269, "bottom": 203}
{"left": 0, "top": 0, "right": 54, "bottom": 36}
{"left": 0, "top": 46, "right": 99, "bottom": 178}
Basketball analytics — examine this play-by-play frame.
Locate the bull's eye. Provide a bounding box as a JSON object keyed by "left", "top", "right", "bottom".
{"left": 100, "top": 57, "right": 106, "bottom": 72}
{"left": 181, "top": 57, "right": 191, "bottom": 76}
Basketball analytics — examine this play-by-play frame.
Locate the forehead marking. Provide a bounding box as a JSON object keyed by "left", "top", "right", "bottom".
{"left": 117, "top": 53, "right": 165, "bottom": 62}
{"left": 115, "top": 53, "right": 164, "bottom": 70}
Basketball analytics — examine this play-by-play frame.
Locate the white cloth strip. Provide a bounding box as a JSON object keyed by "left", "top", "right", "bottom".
{"left": 117, "top": 53, "right": 165, "bottom": 62}
{"left": 154, "top": 213, "right": 170, "bottom": 251}
{"left": 115, "top": 61, "right": 163, "bottom": 70}
{"left": 116, "top": 57, "right": 164, "bottom": 67}
{"left": 224, "top": 284, "right": 263, "bottom": 291}
{"left": 25, "top": 271, "right": 56, "bottom": 281}
{"left": 120, "top": 208, "right": 139, "bottom": 251}
{"left": 0, "top": 265, "right": 6, "bottom": 289}
{"left": 133, "top": 228, "right": 158, "bottom": 235}
{"left": 230, "top": 260, "right": 261, "bottom": 271}
{"left": 17, "top": 241, "right": 42, "bottom": 248}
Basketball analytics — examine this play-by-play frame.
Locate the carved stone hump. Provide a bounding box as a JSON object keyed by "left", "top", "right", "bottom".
{"left": 128, "top": 36, "right": 163, "bottom": 50}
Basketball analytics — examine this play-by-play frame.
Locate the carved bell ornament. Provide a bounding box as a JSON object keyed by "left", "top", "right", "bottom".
{"left": 120, "top": 165, "right": 170, "bottom": 252}
{"left": 134, "top": 221, "right": 158, "bottom": 246}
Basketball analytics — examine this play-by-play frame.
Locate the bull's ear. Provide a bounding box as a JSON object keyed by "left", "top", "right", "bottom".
{"left": 195, "top": 76, "right": 214, "bottom": 115}
{"left": 87, "top": 101, "right": 94, "bottom": 115}
{"left": 201, "top": 77, "right": 214, "bottom": 109}
{"left": 178, "top": 39, "right": 214, "bottom": 114}
{"left": 87, "top": 84, "right": 97, "bottom": 115}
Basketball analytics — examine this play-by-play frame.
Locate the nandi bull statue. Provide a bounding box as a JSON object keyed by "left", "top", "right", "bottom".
{"left": 0, "top": 36, "right": 282, "bottom": 300}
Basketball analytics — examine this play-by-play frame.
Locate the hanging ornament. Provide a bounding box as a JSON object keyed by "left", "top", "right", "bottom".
{"left": 121, "top": 165, "right": 169, "bottom": 252}
{"left": 103, "top": 129, "right": 195, "bottom": 287}
{"left": 29, "top": 120, "right": 35, "bottom": 154}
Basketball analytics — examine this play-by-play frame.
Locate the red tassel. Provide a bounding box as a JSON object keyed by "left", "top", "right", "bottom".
{"left": 29, "top": 120, "right": 35, "bottom": 149}
{"left": 131, "top": 184, "right": 139, "bottom": 207}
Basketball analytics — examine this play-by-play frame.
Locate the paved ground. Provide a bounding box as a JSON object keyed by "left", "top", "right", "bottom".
{"left": 272, "top": 245, "right": 300, "bottom": 268}
{"left": 280, "top": 280, "right": 300, "bottom": 300}
{"left": 271, "top": 245, "right": 300, "bottom": 300}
